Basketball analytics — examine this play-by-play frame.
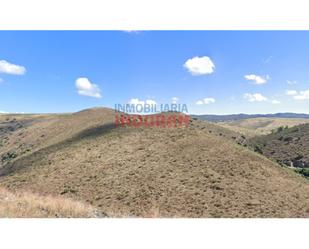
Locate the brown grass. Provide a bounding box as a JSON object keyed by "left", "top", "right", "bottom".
{"left": 249, "top": 123, "right": 309, "bottom": 167}
{"left": 1, "top": 108, "right": 309, "bottom": 218}
{"left": 218, "top": 117, "right": 309, "bottom": 137}
{"left": 0, "top": 187, "right": 98, "bottom": 218}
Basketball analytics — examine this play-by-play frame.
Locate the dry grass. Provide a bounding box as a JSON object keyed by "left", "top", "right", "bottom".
{"left": 218, "top": 117, "right": 309, "bottom": 137}
{"left": 249, "top": 123, "right": 309, "bottom": 168}
{"left": 1, "top": 108, "right": 309, "bottom": 218}
{"left": 0, "top": 187, "right": 98, "bottom": 218}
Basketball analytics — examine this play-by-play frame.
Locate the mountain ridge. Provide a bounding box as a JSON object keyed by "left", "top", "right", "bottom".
{"left": 192, "top": 113, "right": 309, "bottom": 122}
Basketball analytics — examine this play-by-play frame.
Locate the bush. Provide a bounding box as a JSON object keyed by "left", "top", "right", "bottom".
{"left": 254, "top": 145, "right": 263, "bottom": 154}
{"left": 283, "top": 136, "right": 293, "bottom": 142}
{"left": 294, "top": 154, "right": 304, "bottom": 161}
{"left": 295, "top": 168, "right": 309, "bottom": 177}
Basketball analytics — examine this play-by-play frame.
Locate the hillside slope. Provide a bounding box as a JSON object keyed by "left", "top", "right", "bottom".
{"left": 249, "top": 123, "right": 309, "bottom": 169}
{"left": 0, "top": 187, "right": 99, "bottom": 218}
{"left": 218, "top": 117, "right": 309, "bottom": 137}
{"left": 0, "top": 108, "right": 116, "bottom": 167}
{"left": 1, "top": 108, "right": 309, "bottom": 217}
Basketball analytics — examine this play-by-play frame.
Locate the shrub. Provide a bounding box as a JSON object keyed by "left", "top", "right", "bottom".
{"left": 254, "top": 145, "right": 263, "bottom": 154}
{"left": 295, "top": 168, "right": 309, "bottom": 178}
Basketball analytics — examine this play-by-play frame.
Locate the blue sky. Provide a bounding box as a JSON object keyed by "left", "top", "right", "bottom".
{"left": 1, "top": 31, "right": 309, "bottom": 114}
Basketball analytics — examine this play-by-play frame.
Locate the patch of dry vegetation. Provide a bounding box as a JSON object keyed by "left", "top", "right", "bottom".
{"left": 249, "top": 123, "right": 309, "bottom": 168}
{"left": 218, "top": 117, "right": 309, "bottom": 137}
{"left": 0, "top": 187, "right": 98, "bottom": 218}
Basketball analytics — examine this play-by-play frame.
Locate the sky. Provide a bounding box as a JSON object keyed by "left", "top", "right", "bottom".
{"left": 1, "top": 31, "right": 309, "bottom": 114}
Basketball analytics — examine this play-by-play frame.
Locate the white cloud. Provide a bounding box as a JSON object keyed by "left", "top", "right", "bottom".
{"left": 171, "top": 97, "right": 179, "bottom": 104}
{"left": 196, "top": 97, "right": 215, "bottom": 105}
{"left": 244, "top": 74, "right": 269, "bottom": 85}
{"left": 0, "top": 111, "right": 8, "bottom": 114}
{"left": 203, "top": 98, "right": 215, "bottom": 104}
{"left": 129, "top": 98, "right": 144, "bottom": 105}
{"left": 285, "top": 90, "right": 297, "bottom": 96}
{"left": 129, "top": 98, "right": 157, "bottom": 106}
{"left": 293, "top": 90, "right": 309, "bottom": 100}
{"left": 0, "top": 60, "right": 26, "bottom": 75}
{"left": 244, "top": 93, "right": 267, "bottom": 102}
{"left": 122, "top": 30, "right": 141, "bottom": 34}
{"left": 287, "top": 80, "right": 297, "bottom": 85}
{"left": 75, "top": 77, "right": 102, "bottom": 98}
{"left": 285, "top": 89, "right": 309, "bottom": 100}
{"left": 127, "top": 98, "right": 157, "bottom": 114}
{"left": 128, "top": 98, "right": 140, "bottom": 105}
{"left": 145, "top": 99, "right": 157, "bottom": 105}
{"left": 184, "top": 56, "right": 215, "bottom": 76}
{"left": 272, "top": 100, "right": 280, "bottom": 104}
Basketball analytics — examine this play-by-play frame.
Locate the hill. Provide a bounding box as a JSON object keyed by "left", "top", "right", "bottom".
{"left": 217, "top": 117, "right": 309, "bottom": 137}
{"left": 1, "top": 108, "right": 309, "bottom": 217}
{"left": 249, "top": 123, "right": 309, "bottom": 172}
{"left": 192, "top": 113, "right": 309, "bottom": 122}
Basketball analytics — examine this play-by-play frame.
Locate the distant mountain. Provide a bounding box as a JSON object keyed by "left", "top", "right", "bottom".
{"left": 191, "top": 113, "right": 309, "bottom": 122}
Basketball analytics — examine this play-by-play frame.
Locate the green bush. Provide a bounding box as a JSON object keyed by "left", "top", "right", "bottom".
{"left": 295, "top": 168, "right": 309, "bottom": 177}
